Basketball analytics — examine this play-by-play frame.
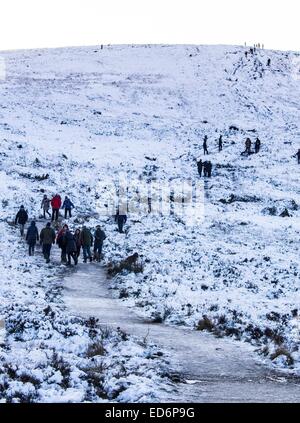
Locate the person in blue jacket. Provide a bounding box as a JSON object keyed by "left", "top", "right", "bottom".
{"left": 62, "top": 196, "right": 75, "bottom": 219}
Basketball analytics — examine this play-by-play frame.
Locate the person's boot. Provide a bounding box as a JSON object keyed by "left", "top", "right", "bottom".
{"left": 89, "top": 256, "right": 93, "bottom": 263}
{"left": 83, "top": 258, "right": 87, "bottom": 263}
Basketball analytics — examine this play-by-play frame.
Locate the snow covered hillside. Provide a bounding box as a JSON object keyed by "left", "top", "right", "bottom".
{"left": 0, "top": 43, "right": 300, "bottom": 396}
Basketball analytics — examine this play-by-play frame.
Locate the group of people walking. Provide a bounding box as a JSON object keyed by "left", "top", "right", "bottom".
{"left": 23, "top": 220, "right": 106, "bottom": 265}
{"left": 55, "top": 224, "right": 106, "bottom": 265}
{"left": 41, "top": 194, "right": 75, "bottom": 221}
{"left": 14, "top": 196, "right": 129, "bottom": 265}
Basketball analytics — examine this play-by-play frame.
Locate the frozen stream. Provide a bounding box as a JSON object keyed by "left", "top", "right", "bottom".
{"left": 63, "top": 263, "right": 300, "bottom": 403}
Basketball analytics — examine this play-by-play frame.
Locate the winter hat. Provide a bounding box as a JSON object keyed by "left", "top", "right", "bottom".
{"left": 20, "top": 205, "right": 24, "bottom": 209}
{"left": 46, "top": 222, "right": 51, "bottom": 227}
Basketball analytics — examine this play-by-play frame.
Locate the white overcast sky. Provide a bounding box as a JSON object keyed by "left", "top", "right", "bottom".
{"left": 0, "top": 0, "right": 299, "bottom": 51}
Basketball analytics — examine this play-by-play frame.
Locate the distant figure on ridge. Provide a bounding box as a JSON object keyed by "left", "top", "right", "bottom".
{"left": 218, "top": 135, "right": 223, "bottom": 152}
{"left": 115, "top": 210, "right": 127, "bottom": 234}
{"left": 197, "top": 159, "right": 203, "bottom": 177}
{"left": 203, "top": 136, "right": 209, "bottom": 155}
{"left": 255, "top": 138, "right": 261, "bottom": 153}
{"left": 245, "top": 138, "right": 252, "bottom": 154}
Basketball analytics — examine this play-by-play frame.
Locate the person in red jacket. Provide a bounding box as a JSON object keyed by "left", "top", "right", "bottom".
{"left": 51, "top": 194, "right": 62, "bottom": 221}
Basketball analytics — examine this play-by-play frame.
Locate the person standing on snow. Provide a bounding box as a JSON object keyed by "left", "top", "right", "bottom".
{"left": 51, "top": 194, "right": 62, "bottom": 222}
{"left": 218, "top": 135, "right": 223, "bottom": 152}
{"left": 93, "top": 225, "right": 106, "bottom": 262}
{"left": 15, "top": 205, "right": 28, "bottom": 236}
{"left": 41, "top": 194, "right": 51, "bottom": 219}
{"left": 296, "top": 149, "right": 300, "bottom": 164}
{"left": 64, "top": 229, "right": 78, "bottom": 265}
{"left": 255, "top": 138, "right": 261, "bottom": 153}
{"left": 25, "top": 221, "right": 39, "bottom": 256}
{"left": 80, "top": 226, "right": 93, "bottom": 263}
{"left": 115, "top": 210, "right": 127, "bottom": 234}
{"left": 197, "top": 159, "right": 203, "bottom": 177}
{"left": 56, "top": 224, "right": 68, "bottom": 263}
{"left": 74, "top": 228, "right": 82, "bottom": 258}
{"left": 207, "top": 161, "right": 213, "bottom": 177}
{"left": 203, "top": 136, "right": 209, "bottom": 155}
{"left": 245, "top": 138, "right": 252, "bottom": 154}
{"left": 62, "top": 196, "right": 75, "bottom": 219}
{"left": 40, "top": 222, "right": 56, "bottom": 263}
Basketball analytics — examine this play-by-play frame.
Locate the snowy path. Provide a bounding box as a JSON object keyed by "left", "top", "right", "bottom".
{"left": 63, "top": 264, "right": 300, "bottom": 403}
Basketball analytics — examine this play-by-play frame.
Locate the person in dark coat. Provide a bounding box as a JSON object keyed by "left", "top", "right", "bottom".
{"left": 197, "top": 159, "right": 203, "bottom": 177}
{"left": 56, "top": 224, "right": 68, "bottom": 263}
{"left": 74, "top": 228, "right": 81, "bottom": 258}
{"left": 245, "top": 138, "right": 252, "bottom": 154}
{"left": 80, "top": 226, "right": 93, "bottom": 263}
{"left": 255, "top": 138, "right": 261, "bottom": 153}
{"left": 40, "top": 222, "right": 56, "bottom": 263}
{"left": 51, "top": 194, "right": 62, "bottom": 221}
{"left": 62, "top": 196, "right": 75, "bottom": 219}
{"left": 203, "top": 161, "right": 208, "bottom": 177}
{"left": 93, "top": 226, "right": 106, "bottom": 262}
{"left": 207, "top": 161, "right": 212, "bottom": 177}
{"left": 218, "top": 135, "right": 223, "bottom": 152}
{"left": 267, "top": 58, "right": 271, "bottom": 66}
{"left": 26, "top": 221, "right": 39, "bottom": 256}
{"left": 203, "top": 136, "right": 209, "bottom": 155}
{"left": 41, "top": 195, "right": 51, "bottom": 219}
{"left": 64, "top": 230, "right": 78, "bottom": 265}
{"left": 15, "top": 205, "right": 28, "bottom": 236}
{"left": 115, "top": 211, "right": 127, "bottom": 233}
{"left": 296, "top": 149, "right": 300, "bottom": 164}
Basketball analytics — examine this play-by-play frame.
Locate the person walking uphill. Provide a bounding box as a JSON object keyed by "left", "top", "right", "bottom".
{"left": 26, "top": 221, "right": 39, "bottom": 256}
{"left": 51, "top": 194, "right": 62, "bottom": 222}
{"left": 40, "top": 223, "right": 56, "bottom": 263}
{"left": 93, "top": 225, "right": 106, "bottom": 262}
{"left": 62, "top": 196, "right": 75, "bottom": 219}
{"left": 56, "top": 224, "right": 68, "bottom": 263}
{"left": 15, "top": 205, "right": 28, "bottom": 236}
{"left": 80, "top": 226, "right": 93, "bottom": 263}
{"left": 115, "top": 211, "right": 127, "bottom": 234}
{"left": 64, "top": 230, "right": 78, "bottom": 265}
{"left": 74, "top": 228, "right": 81, "bottom": 258}
{"left": 41, "top": 195, "right": 51, "bottom": 219}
